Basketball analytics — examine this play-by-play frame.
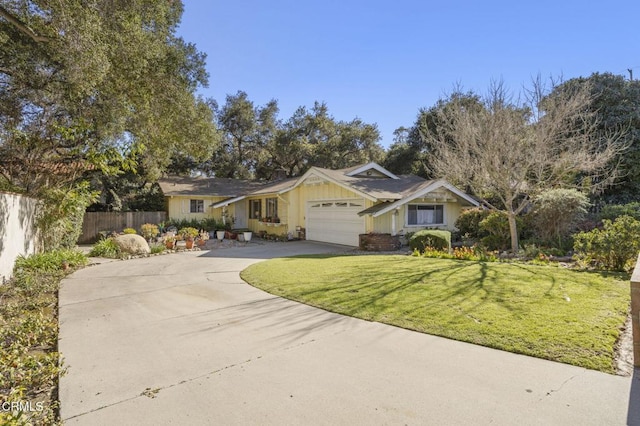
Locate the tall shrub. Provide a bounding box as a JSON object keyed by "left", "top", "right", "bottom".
{"left": 37, "top": 182, "right": 98, "bottom": 250}
{"left": 531, "top": 189, "right": 590, "bottom": 247}
{"left": 478, "top": 212, "right": 517, "bottom": 251}
{"left": 573, "top": 215, "right": 640, "bottom": 271}
{"left": 454, "top": 208, "right": 491, "bottom": 239}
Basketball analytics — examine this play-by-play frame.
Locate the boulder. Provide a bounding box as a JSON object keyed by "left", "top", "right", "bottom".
{"left": 114, "top": 234, "right": 150, "bottom": 255}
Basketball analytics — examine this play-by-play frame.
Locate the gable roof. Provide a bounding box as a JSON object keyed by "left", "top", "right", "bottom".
{"left": 291, "top": 165, "right": 426, "bottom": 201}
{"left": 369, "top": 179, "right": 479, "bottom": 217}
{"left": 344, "top": 162, "right": 399, "bottom": 179}
{"left": 158, "top": 164, "right": 478, "bottom": 213}
{"left": 210, "top": 178, "right": 298, "bottom": 208}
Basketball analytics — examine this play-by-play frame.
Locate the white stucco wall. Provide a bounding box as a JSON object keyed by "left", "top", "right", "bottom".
{"left": 0, "top": 192, "right": 40, "bottom": 283}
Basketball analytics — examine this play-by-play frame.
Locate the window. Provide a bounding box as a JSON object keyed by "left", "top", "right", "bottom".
{"left": 190, "top": 199, "right": 204, "bottom": 213}
{"left": 407, "top": 204, "right": 444, "bottom": 226}
{"left": 250, "top": 199, "right": 262, "bottom": 219}
{"left": 266, "top": 198, "right": 278, "bottom": 218}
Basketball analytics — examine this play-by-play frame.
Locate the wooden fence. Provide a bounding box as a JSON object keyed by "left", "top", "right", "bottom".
{"left": 79, "top": 211, "right": 167, "bottom": 244}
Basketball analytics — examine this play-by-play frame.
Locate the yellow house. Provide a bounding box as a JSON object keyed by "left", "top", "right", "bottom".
{"left": 157, "top": 176, "right": 264, "bottom": 226}
{"left": 160, "top": 163, "right": 478, "bottom": 247}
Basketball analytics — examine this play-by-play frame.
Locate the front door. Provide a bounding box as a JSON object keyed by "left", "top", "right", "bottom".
{"left": 234, "top": 200, "right": 248, "bottom": 228}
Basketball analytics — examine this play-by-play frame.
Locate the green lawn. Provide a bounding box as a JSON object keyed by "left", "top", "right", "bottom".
{"left": 240, "top": 255, "right": 630, "bottom": 374}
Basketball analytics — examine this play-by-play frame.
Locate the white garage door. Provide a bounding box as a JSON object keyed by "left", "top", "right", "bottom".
{"left": 306, "top": 199, "right": 365, "bottom": 246}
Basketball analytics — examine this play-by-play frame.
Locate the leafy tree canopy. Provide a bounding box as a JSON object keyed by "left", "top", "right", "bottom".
{"left": 0, "top": 0, "right": 219, "bottom": 195}
{"left": 192, "top": 92, "right": 384, "bottom": 180}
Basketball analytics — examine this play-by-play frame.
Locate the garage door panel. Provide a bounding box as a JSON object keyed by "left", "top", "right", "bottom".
{"left": 306, "top": 199, "right": 364, "bottom": 246}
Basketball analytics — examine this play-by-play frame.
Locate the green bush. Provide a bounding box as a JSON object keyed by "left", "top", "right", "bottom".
{"left": 14, "top": 249, "right": 87, "bottom": 274}
{"left": 37, "top": 181, "right": 98, "bottom": 250}
{"left": 89, "top": 238, "right": 121, "bottom": 258}
{"left": 573, "top": 215, "right": 640, "bottom": 271}
{"left": 454, "top": 208, "right": 491, "bottom": 239}
{"left": 167, "top": 218, "right": 217, "bottom": 232}
{"left": 140, "top": 223, "right": 160, "bottom": 240}
{"left": 409, "top": 230, "right": 451, "bottom": 252}
{"left": 123, "top": 227, "right": 137, "bottom": 234}
{"left": 478, "top": 212, "right": 516, "bottom": 251}
{"left": 1, "top": 250, "right": 87, "bottom": 425}
{"left": 149, "top": 244, "right": 166, "bottom": 254}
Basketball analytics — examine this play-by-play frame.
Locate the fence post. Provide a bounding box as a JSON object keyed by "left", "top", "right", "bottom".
{"left": 631, "top": 254, "right": 640, "bottom": 368}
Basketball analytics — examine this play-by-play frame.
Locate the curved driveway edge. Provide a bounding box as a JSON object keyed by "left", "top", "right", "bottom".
{"left": 59, "top": 241, "right": 639, "bottom": 425}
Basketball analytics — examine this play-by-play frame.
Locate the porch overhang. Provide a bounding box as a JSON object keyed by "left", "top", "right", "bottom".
{"left": 211, "top": 195, "right": 246, "bottom": 209}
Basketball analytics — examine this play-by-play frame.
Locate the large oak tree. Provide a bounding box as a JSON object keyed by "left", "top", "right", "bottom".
{"left": 0, "top": 0, "right": 218, "bottom": 194}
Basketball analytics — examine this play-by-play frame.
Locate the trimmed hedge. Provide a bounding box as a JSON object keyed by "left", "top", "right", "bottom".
{"left": 409, "top": 230, "right": 452, "bottom": 252}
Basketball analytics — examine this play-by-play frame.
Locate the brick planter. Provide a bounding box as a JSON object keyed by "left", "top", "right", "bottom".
{"left": 359, "top": 233, "right": 401, "bottom": 251}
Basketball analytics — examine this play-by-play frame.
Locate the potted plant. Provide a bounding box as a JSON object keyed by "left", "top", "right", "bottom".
{"left": 164, "top": 236, "right": 176, "bottom": 250}
{"left": 179, "top": 227, "right": 199, "bottom": 249}
{"left": 197, "top": 230, "right": 209, "bottom": 247}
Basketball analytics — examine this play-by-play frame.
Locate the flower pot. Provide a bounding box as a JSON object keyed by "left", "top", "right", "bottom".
{"left": 243, "top": 231, "right": 253, "bottom": 242}
{"left": 185, "top": 238, "right": 194, "bottom": 249}
{"left": 165, "top": 241, "right": 174, "bottom": 250}
{"left": 216, "top": 230, "right": 225, "bottom": 241}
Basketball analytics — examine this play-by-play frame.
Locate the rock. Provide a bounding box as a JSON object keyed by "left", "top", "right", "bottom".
{"left": 114, "top": 234, "right": 150, "bottom": 255}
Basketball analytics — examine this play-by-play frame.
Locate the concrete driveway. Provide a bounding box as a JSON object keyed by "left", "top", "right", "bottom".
{"left": 59, "top": 241, "right": 639, "bottom": 425}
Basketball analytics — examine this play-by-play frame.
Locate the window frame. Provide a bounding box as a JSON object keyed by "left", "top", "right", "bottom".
{"left": 405, "top": 204, "right": 445, "bottom": 226}
{"left": 190, "top": 199, "right": 204, "bottom": 213}
{"left": 249, "top": 199, "right": 262, "bottom": 219}
{"left": 266, "top": 197, "right": 278, "bottom": 218}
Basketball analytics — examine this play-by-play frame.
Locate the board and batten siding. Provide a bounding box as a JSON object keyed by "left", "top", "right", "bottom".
{"left": 166, "top": 195, "right": 231, "bottom": 222}
{"left": 372, "top": 200, "right": 465, "bottom": 235}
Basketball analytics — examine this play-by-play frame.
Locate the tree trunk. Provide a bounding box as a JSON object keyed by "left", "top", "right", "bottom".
{"left": 507, "top": 212, "right": 519, "bottom": 254}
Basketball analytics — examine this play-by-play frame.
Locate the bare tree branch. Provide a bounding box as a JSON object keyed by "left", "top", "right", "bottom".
{"left": 0, "top": 5, "right": 51, "bottom": 43}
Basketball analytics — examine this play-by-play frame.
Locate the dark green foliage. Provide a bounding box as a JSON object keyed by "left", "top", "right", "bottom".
{"left": 409, "top": 230, "right": 451, "bottom": 252}
{"left": 478, "top": 212, "right": 518, "bottom": 251}
{"left": 202, "top": 95, "right": 384, "bottom": 180}
{"left": 598, "top": 202, "right": 640, "bottom": 222}
{"left": 573, "top": 215, "right": 640, "bottom": 271}
{"left": 384, "top": 92, "right": 484, "bottom": 178}
{"left": 0, "top": 1, "right": 218, "bottom": 194}
{"left": 552, "top": 73, "right": 640, "bottom": 204}
{"left": 454, "top": 208, "right": 492, "bottom": 239}
{"left": 167, "top": 217, "right": 217, "bottom": 231}
{"left": 37, "top": 182, "right": 98, "bottom": 250}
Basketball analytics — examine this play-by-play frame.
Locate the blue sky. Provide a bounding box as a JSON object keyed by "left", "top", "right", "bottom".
{"left": 177, "top": 1, "right": 640, "bottom": 148}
